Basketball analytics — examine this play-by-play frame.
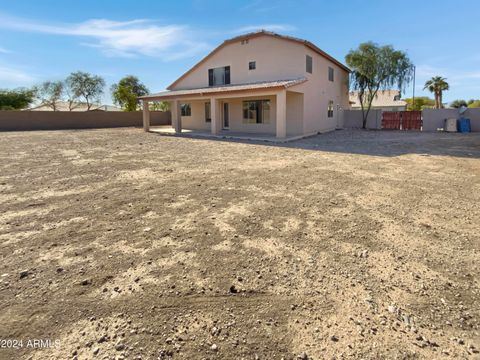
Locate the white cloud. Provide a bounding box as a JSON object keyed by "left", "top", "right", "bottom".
{"left": 0, "top": 46, "right": 11, "bottom": 54}
{"left": 414, "top": 65, "right": 440, "bottom": 79}
{"left": 416, "top": 65, "right": 480, "bottom": 83}
{"left": 0, "top": 14, "right": 209, "bottom": 60}
{"left": 0, "top": 66, "right": 34, "bottom": 84}
{"left": 233, "top": 24, "right": 296, "bottom": 34}
{"left": 409, "top": 64, "right": 480, "bottom": 101}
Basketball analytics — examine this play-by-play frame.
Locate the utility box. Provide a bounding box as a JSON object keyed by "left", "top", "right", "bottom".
{"left": 445, "top": 118, "right": 457, "bottom": 132}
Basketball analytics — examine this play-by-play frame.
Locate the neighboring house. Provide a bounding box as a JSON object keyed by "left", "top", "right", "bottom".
{"left": 349, "top": 90, "right": 407, "bottom": 112}
{"left": 140, "top": 30, "right": 350, "bottom": 138}
{"left": 28, "top": 101, "right": 122, "bottom": 112}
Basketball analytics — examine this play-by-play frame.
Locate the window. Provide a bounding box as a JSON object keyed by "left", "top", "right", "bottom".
{"left": 242, "top": 100, "right": 270, "bottom": 124}
{"left": 181, "top": 103, "right": 191, "bottom": 117}
{"left": 306, "top": 55, "right": 313, "bottom": 74}
{"left": 327, "top": 101, "right": 334, "bottom": 118}
{"left": 205, "top": 102, "right": 211, "bottom": 122}
{"left": 328, "top": 67, "right": 334, "bottom": 82}
{"left": 208, "top": 66, "right": 230, "bottom": 86}
{"left": 249, "top": 61, "right": 256, "bottom": 70}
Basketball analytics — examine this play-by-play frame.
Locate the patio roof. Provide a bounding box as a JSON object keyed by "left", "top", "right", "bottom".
{"left": 139, "top": 78, "right": 307, "bottom": 101}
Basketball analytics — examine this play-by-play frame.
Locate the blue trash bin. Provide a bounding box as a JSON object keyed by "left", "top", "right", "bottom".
{"left": 457, "top": 118, "right": 471, "bottom": 133}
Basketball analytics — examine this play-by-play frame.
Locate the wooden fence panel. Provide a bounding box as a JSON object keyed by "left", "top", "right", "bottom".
{"left": 402, "top": 111, "right": 422, "bottom": 130}
{"left": 382, "top": 112, "right": 401, "bottom": 129}
{"left": 382, "top": 111, "right": 422, "bottom": 130}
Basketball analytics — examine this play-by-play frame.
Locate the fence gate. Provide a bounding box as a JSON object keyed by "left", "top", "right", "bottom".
{"left": 382, "top": 111, "right": 422, "bottom": 130}
{"left": 402, "top": 111, "right": 422, "bottom": 130}
{"left": 382, "top": 112, "right": 402, "bottom": 129}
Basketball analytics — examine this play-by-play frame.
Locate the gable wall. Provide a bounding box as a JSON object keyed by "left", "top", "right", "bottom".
{"left": 170, "top": 36, "right": 306, "bottom": 90}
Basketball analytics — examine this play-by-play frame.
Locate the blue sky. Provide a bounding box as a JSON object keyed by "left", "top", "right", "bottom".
{"left": 0, "top": 0, "right": 479, "bottom": 104}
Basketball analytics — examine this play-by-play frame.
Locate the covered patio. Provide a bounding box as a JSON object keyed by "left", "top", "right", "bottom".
{"left": 140, "top": 79, "right": 306, "bottom": 140}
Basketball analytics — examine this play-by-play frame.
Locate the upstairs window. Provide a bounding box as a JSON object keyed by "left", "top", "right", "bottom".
{"left": 181, "top": 103, "right": 191, "bottom": 116}
{"left": 249, "top": 61, "right": 256, "bottom": 70}
{"left": 208, "top": 66, "right": 230, "bottom": 86}
{"left": 306, "top": 55, "right": 313, "bottom": 74}
{"left": 327, "top": 101, "right": 334, "bottom": 118}
{"left": 328, "top": 67, "right": 334, "bottom": 82}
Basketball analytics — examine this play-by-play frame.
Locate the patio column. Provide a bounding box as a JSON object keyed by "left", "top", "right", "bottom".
{"left": 276, "top": 89, "right": 287, "bottom": 138}
{"left": 210, "top": 97, "right": 220, "bottom": 135}
{"left": 171, "top": 100, "right": 182, "bottom": 133}
{"left": 142, "top": 100, "right": 150, "bottom": 132}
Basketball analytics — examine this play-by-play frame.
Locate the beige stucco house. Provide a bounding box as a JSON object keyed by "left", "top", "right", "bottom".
{"left": 140, "top": 30, "right": 350, "bottom": 139}
{"left": 349, "top": 90, "right": 407, "bottom": 112}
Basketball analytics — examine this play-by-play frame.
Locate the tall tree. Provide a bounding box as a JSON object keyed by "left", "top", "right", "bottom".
{"left": 0, "top": 88, "right": 36, "bottom": 110}
{"left": 345, "top": 42, "right": 414, "bottom": 128}
{"left": 111, "top": 76, "right": 149, "bottom": 111}
{"left": 63, "top": 80, "right": 80, "bottom": 111}
{"left": 423, "top": 76, "right": 449, "bottom": 109}
{"left": 450, "top": 99, "right": 467, "bottom": 109}
{"left": 150, "top": 101, "right": 170, "bottom": 112}
{"left": 35, "top": 81, "right": 64, "bottom": 111}
{"left": 65, "top": 71, "right": 105, "bottom": 110}
{"left": 404, "top": 96, "right": 435, "bottom": 111}
{"left": 467, "top": 100, "right": 480, "bottom": 108}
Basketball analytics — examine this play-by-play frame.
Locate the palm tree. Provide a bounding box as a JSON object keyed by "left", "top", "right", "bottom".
{"left": 424, "top": 76, "right": 449, "bottom": 108}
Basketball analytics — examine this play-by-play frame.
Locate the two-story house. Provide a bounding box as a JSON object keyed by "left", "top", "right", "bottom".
{"left": 140, "top": 30, "right": 350, "bottom": 139}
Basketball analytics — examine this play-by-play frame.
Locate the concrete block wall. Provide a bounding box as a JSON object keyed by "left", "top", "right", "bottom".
{"left": 422, "top": 109, "right": 480, "bottom": 132}
{"left": 342, "top": 110, "right": 383, "bottom": 129}
{"left": 343, "top": 109, "right": 480, "bottom": 132}
{"left": 0, "top": 111, "right": 171, "bottom": 131}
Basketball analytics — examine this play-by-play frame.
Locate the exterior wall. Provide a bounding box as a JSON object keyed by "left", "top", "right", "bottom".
{"left": 180, "top": 92, "right": 304, "bottom": 136}
{"left": 0, "top": 111, "right": 170, "bottom": 131}
{"left": 181, "top": 95, "right": 278, "bottom": 134}
{"left": 288, "top": 50, "right": 350, "bottom": 134}
{"left": 286, "top": 91, "right": 304, "bottom": 136}
{"left": 180, "top": 100, "right": 210, "bottom": 131}
{"left": 169, "top": 34, "right": 350, "bottom": 136}
{"left": 226, "top": 95, "right": 277, "bottom": 134}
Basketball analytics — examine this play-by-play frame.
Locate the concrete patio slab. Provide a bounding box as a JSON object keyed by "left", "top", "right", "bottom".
{"left": 149, "top": 126, "right": 314, "bottom": 143}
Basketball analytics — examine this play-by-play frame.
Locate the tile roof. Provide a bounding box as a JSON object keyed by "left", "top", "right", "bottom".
{"left": 28, "top": 101, "right": 122, "bottom": 112}
{"left": 140, "top": 78, "right": 307, "bottom": 100}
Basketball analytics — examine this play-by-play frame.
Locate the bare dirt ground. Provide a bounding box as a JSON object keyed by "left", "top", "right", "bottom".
{"left": 0, "top": 128, "right": 479, "bottom": 360}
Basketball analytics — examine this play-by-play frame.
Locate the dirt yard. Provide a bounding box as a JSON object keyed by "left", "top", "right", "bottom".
{"left": 0, "top": 128, "right": 479, "bottom": 360}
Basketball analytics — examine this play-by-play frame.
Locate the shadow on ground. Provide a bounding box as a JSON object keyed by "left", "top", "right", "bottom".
{"left": 151, "top": 128, "right": 480, "bottom": 159}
